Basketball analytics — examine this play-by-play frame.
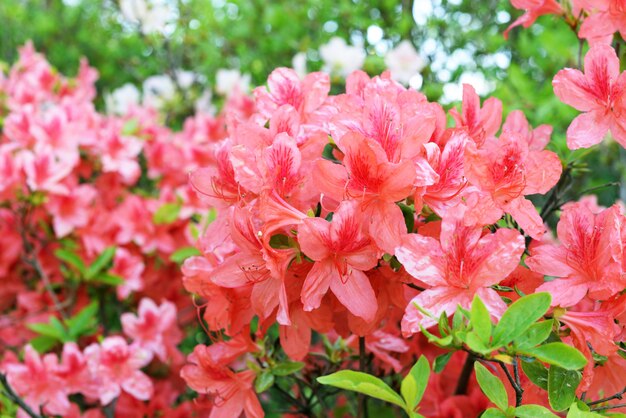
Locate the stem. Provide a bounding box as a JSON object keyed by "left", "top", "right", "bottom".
{"left": 590, "top": 402, "right": 626, "bottom": 412}
{"left": 358, "top": 336, "right": 368, "bottom": 418}
{"left": 587, "top": 387, "right": 626, "bottom": 406}
{"left": 498, "top": 360, "right": 524, "bottom": 406}
{"left": 0, "top": 373, "right": 44, "bottom": 418}
{"left": 455, "top": 353, "right": 475, "bottom": 395}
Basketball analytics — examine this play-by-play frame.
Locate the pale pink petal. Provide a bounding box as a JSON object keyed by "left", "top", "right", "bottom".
{"left": 395, "top": 233, "right": 447, "bottom": 287}
{"left": 536, "top": 278, "right": 588, "bottom": 307}
{"left": 566, "top": 110, "right": 611, "bottom": 149}
{"left": 301, "top": 260, "right": 334, "bottom": 311}
{"left": 505, "top": 197, "right": 546, "bottom": 239}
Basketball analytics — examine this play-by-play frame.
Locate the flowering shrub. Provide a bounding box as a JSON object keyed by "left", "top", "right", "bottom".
{"left": 2, "top": 3, "right": 626, "bottom": 418}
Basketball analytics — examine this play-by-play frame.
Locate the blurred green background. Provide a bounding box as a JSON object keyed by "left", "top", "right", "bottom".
{"left": 1, "top": 0, "right": 624, "bottom": 208}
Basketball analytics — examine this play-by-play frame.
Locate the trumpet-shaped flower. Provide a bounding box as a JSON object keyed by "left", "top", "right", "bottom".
{"left": 395, "top": 215, "right": 525, "bottom": 334}
{"left": 299, "top": 200, "right": 380, "bottom": 322}
{"left": 526, "top": 202, "right": 626, "bottom": 306}
{"left": 553, "top": 44, "right": 626, "bottom": 149}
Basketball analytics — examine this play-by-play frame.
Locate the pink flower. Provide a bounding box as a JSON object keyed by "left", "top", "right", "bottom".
{"left": 395, "top": 214, "right": 525, "bottom": 334}
{"left": 553, "top": 44, "right": 626, "bottom": 149}
{"left": 4, "top": 345, "right": 71, "bottom": 417}
{"left": 504, "top": 0, "right": 563, "bottom": 39}
{"left": 314, "top": 132, "right": 418, "bottom": 253}
{"left": 46, "top": 184, "right": 97, "bottom": 238}
{"left": 579, "top": 1, "right": 626, "bottom": 44}
{"left": 180, "top": 335, "right": 263, "bottom": 418}
{"left": 111, "top": 247, "right": 145, "bottom": 299}
{"left": 464, "top": 131, "right": 562, "bottom": 238}
{"left": 450, "top": 84, "right": 502, "bottom": 147}
{"left": 299, "top": 200, "right": 381, "bottom": 322}
{"left": 55, "top": 343, "right": 99, "bottom": 399}
{"left": 121, "top": 298, "right": 182, "bottom": 363}
{"left": 84, "top": 336, "right": 153, "bottom": 405}
{"left": 526, "top": 202, "right": 626, "bottom": 307}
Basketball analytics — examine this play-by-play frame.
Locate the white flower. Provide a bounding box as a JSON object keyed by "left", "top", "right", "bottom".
{"left": 194, "top": 90, "right": 216, "bottom": 115}
{"left": 319, "top": 37, "right": 366, "bottom": 78}
{"left": 385, "top": 40, "right": 427, "bottom": 85}
{"left": 174, "top": 69, "right": 199, "bottom": 90}
{"left": 119, "top": 0, "right": 174, "bottom": 34}
{"left": 105, "top": 83, "right": 141, "bottom": 115}
{"left": 215, "top": 69, "right": 251, "bottom": 96}
{"left": 142, "top": 75, "right": 175, "bottom": 109}
{"left": 292, "top": 52, "right": 308, "bottom": 79}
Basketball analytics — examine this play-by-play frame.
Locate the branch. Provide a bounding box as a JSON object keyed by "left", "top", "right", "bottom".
{"left": 455, "top": 353, "right": 475, "bottom": 395}
{"left": 587, "top": 387, "right": 626, "bottom": 406}
{"left": 357, "top": 336, "right": 369, "bottom": 418}
{"left": 590, "top": 402, "right": 626, "bottom": 412}
{"left": 497, "top": 360, "right": 524, "bottom": 407}
{"left": 0, "top": 373, "right": 44, "bottom": 418}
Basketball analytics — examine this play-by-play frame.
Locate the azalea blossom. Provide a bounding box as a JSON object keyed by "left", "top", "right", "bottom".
{"left": 526, "top": 202, "right": 626, "bottom": 307}
{"left": 504, "top": 0, "right": 563, "bottom": 39}
{"left": 395, "top": 213, "right": 525, "bottom": 334}
{"left": 553, "top": 44, "right": 626, "bottom": 149}
{"left": 84, "top": 336, "right": 154, "bottom": 405}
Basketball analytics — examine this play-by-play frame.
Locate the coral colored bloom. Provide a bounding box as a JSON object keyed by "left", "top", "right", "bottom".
{"left": 315, "top": 133, "right": 418, "bottom": 253}
{"left": 504, "top": 0, "right": 563, "bottom": 39}
{"left": 553, "top": 44, "right": 626, "bottom": 149}
{"left": 450, "top": 84, "right": 502, "bottom": 147}
{"left": 180, "top": 335, "right": 263, "bottom": 418}
{"left": 84, "top": 336, "right": 153, "bottom": 405}
{"left": 121, "top": 298, "right": 183, "bottom": 363}
{"left": 395, "top": 215, "right": 525, "bottom": 334}
{"left": 526, "top": 203, "right": 626, "bottom": 307}
{"left": 299, "top": 200, "right": 380, "bottom": 322}
{"left": 579, "top": 0, "right": 626, "bottom": 44}
{"left": 464, "top": 131, "right": 562, "bottom": 238}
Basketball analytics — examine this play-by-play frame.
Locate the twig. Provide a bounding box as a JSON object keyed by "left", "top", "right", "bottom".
{"left": 497, "top": 360, "right": 524, "bottom": 406}
{"left": 590, "top": 402, "right": 626, "bottom": 412}
{"left": 455, "top": 353, "right": 475, "bottom": 395}
{"left": 358, "top": 336, "right": 368, "bottom": 418}
{"left": 587, "top": 387, "right": 626, "bottom": 406}
{"left": 0, "top": 373, "right": 44, "bottom": 418}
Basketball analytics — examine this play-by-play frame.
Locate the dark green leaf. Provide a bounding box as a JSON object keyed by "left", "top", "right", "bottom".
{"left": 272, "top": 361, "right": 305, "bottom": 376}
{"left": 434, "top": 352, "right": 454, "bottom": 373}
{"left": 521, "top": 359, "right": 549, "bottom": 390}
{"left": 85, "top": 247, "right": 116, "bottom": 280}
{"left": 55, "top": 248, "right": 86, "bottom": 273}
{"left": 548, "top": 366, "right": 581, "bottom": 411}
{"left": 255, "top": 370, "right": 275, "bottom": 393}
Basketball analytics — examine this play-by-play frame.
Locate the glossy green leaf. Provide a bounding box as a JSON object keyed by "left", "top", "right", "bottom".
{"left": 85, "top": 246, "right": 116, "bottom": 280}
{"left": 492, "top": 293, "right": 551, "bottom": 348}
{"left": 317, "top": 370, "right": 406, "bottom": 409}
{"left": 521, "top": 359, "right": 549, "bottom": 390}
{"left": 516, "top": 404, "right": 559, "bottom": 418}
{"left": 523, "top": 343, "right": 587, "bottom": 370}
{"left": 474, "top": 362, "right": 509, "bottom": 411}
{"left": 272, "top": 361, "right": 305, "bottom": 376}
{"left": 401, "top": 356, "right": 430, "bottom": 413}
{"left": 471, "top": 295, "right": 492, "bottom": 343}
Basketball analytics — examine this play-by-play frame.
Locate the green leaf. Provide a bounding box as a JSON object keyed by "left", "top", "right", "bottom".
{"left": 272, "top": 361, "right": 305, "bottom": 376}
{"left": 474, "top": 362, "right": 509, "bottom": 411}
{"left": 121, "top": 118, "right": 139, "bottom": 135}
{"left": 170, "top": 246, "right": 201, "bottom": 264}
{"left": 92, "top": 273, "right": 124, "bottom": 286}
{"left": 515, "top": 320, "right": 553, "bottom": 350}
{"left": 471, "top": 295, "right": 492, "bottom": 343}
{"left": 27, "top": 321, "right": 65, "bottom": 340}
{"left": 85, "top": 247, "right": 116, "bottom": 280}
{"left": 434, "top": 352, "right": 453, "bottom": 373}
{"left": 401, "top": 356, "right": 430, "bottom": 413}
{"left": 317, "top": 370, "right": 406, "bottom": 409}
{"left": 516, "top": 405, "right": 559, "bottom": 418}
{"left": 567, "top": 401, "right": 605, "bottom": 418}
{"left": 29, "top": 335, "right": 58, "bottom": 353}
{"left": 492, "top": 293, "right": 551, "bottom": 347}
{"left": 55, "top": 248, "right": 86, "bottom": 273}
{"left": 481, "top": 408, "right": 508, "bottom": 418}
{"left": 255, "top": 370, "right": 275, "bottom": 393}
{"left": 548, "top": 366, "right": 581, "bottom": 411}
{"left": 521, "top": 359, "right": 548, "bottom": 390}
{"left": 523, "top": 343, "right": 587, "bottom": 370}
{"left": 153, "top": 202, "right": 181, "bottom": 225}
{"left": 65, "top": 302, "right": 98, "bottom": 339}
{"left": 465, "top": 332, "right": 493, "bottom": 355}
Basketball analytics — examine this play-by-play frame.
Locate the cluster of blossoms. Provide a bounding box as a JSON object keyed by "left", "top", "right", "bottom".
{"left": 0, "top": 43, "right": 254, "bottom": 416}
{"left": 2, "top": 1, "right": 626, "bottom": 416}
